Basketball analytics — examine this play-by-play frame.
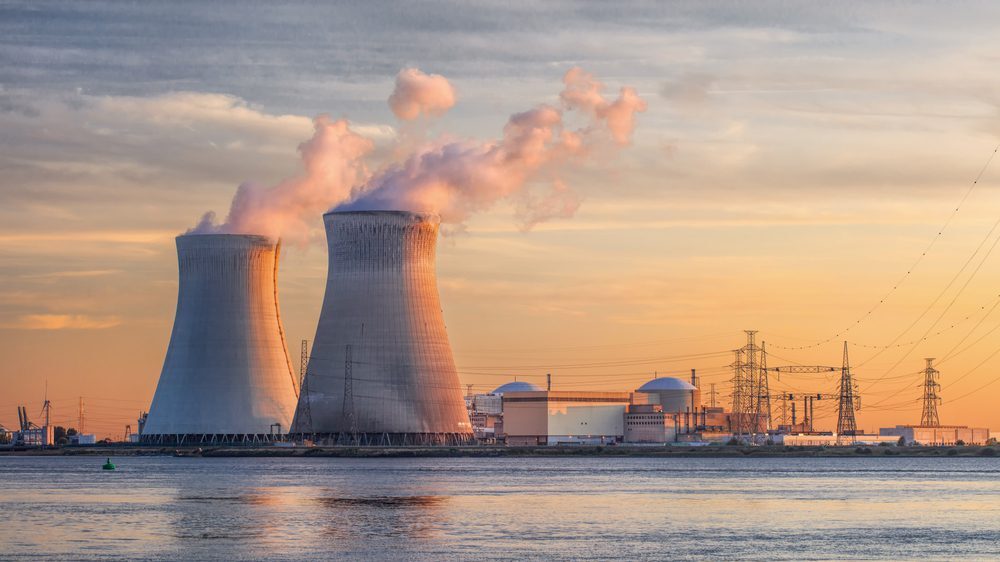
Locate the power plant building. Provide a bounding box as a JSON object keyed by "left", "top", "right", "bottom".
{"left": 501, "top": 391, "right": 631, "bottom": 445}
{"left": 632, "top": 376, "right": 700, "bottom": 413}
{"left": 624, "top": 404, "right": 677, "bottom": 444}
{"left": 141, "top": 234, "right": 299, "bottom": 444}
{"left": 879, "top": 425, "right": 991, "bottom": 446}
{"left": 292, "top": 211, "right": 472, "bottom": 445}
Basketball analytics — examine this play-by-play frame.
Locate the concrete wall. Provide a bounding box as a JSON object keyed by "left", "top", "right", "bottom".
{"left": 294, "top": 211, "right": 471, "bottom": 438}
{"left": 502, "top": 391, "right": 630, "bottom": 444}
{"left": 635, "top": 389, "right": 701, "bottom": 413}
{"left": 547, "top": 403, "right": 626, "bottom": 439}
{"left": 880, "top": 425, "right": 992, "bottom": 445}
{"left": 625, "top": 412, "right": 677, "bottom": 443}
{"left": 143, "top": 235, "right": 298, "bottom": 437}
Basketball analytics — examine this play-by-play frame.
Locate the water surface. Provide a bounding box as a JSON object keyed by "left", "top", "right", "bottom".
{"left": 1, "top": 456, "right": 997, "bottom": 560}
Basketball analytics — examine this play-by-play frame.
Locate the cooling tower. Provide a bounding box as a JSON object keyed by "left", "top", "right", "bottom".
{"left": 292, "top": 210, "right": 473, "bottom": 445}
{"left": 141, "top": 234, "right": 298, "bottom": 444}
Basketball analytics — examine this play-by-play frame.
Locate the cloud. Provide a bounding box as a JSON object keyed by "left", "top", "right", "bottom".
{"left": 187, "top": 115, "right": 374, "bottom": 243}
{"left": 21, "top": 269, "right": 122, "bottom": 280}
{"left": 660, "top": 72, "right": 716, "bottom": 109}
{"left": 338, "top": 68, "right": 645, "bottom": 227}
{"left": 1, "top": 314, "right": 123, "bottom": 330}
{"left": 388, "top": 68, "right": 457, "bottom": 121}
{"left": 559, "top": 67, "right": 648, "bottom": 145}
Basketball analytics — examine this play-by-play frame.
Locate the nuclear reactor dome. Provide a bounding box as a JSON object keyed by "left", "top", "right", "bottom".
{"left": 637, "top": 377, "right": 697, "bottom": 392}
{"left": 492, "top": 381, "right": 543, "bottom": 395}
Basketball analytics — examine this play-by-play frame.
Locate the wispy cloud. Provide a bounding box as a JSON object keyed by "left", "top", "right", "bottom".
{"left": 20, "top": 269, "right": 122, "bottom": 280}
{"left": 1, "top": 314, "right": 122, "bottom": 330}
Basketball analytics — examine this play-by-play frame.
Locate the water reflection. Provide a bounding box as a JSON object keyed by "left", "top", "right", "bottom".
{"left": 316, "top": 495, "right": 445, "bottom": 508}
{"left": 0, "top": 456, "right": 997, "bottom": 560}
{"left": 316, "top": 494, "right": 448, "bottom": 541}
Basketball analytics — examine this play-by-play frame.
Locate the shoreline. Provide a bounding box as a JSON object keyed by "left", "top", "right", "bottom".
{"left": 1, "top": 444, "right": 996, "bottom": 458}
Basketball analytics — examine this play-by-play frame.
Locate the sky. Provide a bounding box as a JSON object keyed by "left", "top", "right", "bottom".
{"left": 3, "top": 1, "right": 1000, "bottom": 437}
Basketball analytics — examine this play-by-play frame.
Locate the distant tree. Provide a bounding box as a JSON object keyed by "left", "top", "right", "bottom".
{"left": 897, "top": 436, "right": 906, "bottom": 447}
{"left": 987, "top": 437, "right": 997, "bottom": 446}
{"left": 67, "top": 428, "right": 78, "bottom": 436}
{"left": 956, "top": 440, "right": 966, "bottom": 447}
{"left": 53, "top": 426, "right": 68, "bottom": 442}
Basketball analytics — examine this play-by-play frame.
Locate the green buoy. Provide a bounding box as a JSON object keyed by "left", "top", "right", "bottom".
{"left": 102, "top": 458, "right": 116, "bottom": 470}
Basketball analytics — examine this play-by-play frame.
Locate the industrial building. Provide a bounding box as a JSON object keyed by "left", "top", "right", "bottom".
{"left": 780, "top": 434, "right": 898, "bottom": 446}
{"left": 470, "top": 375, "right": 741, "bottom": 445}
{"left": 2, "top": 406, "right": 54, "bottom": 447}
{"left": 501, "top": 390, "right": 632, "bottom": 445}
{"left": 633, "top": 375, "right": 699, "bottom": 412}
{"left": 879, "top": 425, "right": 991, "bottom": 446}
{"left": 141, "top": 234, "right": 299, "bottom": 444}
{"left": 468, "top": 382, "right": 542, "bottom": 441}
{"left": 292, "top": 211, "right": 473, "bottom": 445}
{"left": 623, "top": 404, "right": 676, "bottom": 443}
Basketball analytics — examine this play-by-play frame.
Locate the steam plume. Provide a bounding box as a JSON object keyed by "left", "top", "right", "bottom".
{"left": 560, "top": 67, "right": 647, "bottom": 145}
{"left": 188, "top": 115, "right": 372, "bottom": 243}
{"left": 187, "top": 67, "right": 643, "bottom": 240}
{"left": 388, "top": 68, "right": 457, "bottom": 121}
{"left": 337, "top": 67, "right": 645, "bottom": 227}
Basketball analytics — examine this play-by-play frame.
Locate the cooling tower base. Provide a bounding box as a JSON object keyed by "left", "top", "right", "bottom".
{"left": 299, "top": 432, "right": 475, "bottom": 447}
{"left": 139, "top": 433, "right": 287, "bottom": 446}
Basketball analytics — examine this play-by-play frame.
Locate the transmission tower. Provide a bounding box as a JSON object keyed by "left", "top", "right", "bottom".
{"left": 731, "top": 330, "right": 768, "bottom": 440}
{"left": 920, "top": 358, "right": 941, "bottom": 427}
{"left": 296, "top": 349, "right": 314, "bottom": 437}
{"left": 730, "top": 348, "right": 747, "bottom": 437}
{"left": 836, "top": 341, "right": 859, "bottom": 439}
{"left": 709, "top": 383, "right": 717, "bottom": 408}
{"left": 299, "top": 339, "right": 309, "bottom": 393}
{"left": 342, "top": 344, "right": 357, "bottom": 444}
{"left": 754, "top": 341, "right": 772, "bottom": 436}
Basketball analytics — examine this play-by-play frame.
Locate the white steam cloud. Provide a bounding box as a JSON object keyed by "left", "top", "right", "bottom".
{"left": 388, "top": 68, "right": 457, "bottom": 121}
{"left": 560, "top": 67, "right": 648, "bottom": 145}
{"left": 187, "top": 115, "right": 372, "bottom": 243}
{"left": 187, "top": 66, "right": 644, "bottom": 239}
{"left": 337, "top": 66, "right": 646, "bottom": 227}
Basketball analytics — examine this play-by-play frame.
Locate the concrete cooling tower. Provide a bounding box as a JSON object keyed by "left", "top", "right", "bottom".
{"left": 292, "top": 210, "right": 473, "bottom": 445}
{"left": 141, "top": 234, "right": 299, "bottom": 444}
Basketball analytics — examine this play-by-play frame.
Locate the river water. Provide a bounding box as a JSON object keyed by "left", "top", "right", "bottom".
{"left": 0, "top": 455, "right": 997, "bottom": 560}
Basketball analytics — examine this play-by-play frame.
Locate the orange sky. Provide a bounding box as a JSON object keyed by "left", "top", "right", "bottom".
{"left": 3, "top": 3, "right": 1000, "bottom": 437}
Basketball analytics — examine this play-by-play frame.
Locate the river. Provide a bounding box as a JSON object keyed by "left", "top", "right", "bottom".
{"left": 1, "top": 455, "right": 997, "bottom": 560}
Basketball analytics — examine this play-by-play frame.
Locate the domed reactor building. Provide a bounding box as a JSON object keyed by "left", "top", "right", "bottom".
{"left": 291, "top": 211, "right": 473, "bottom": 445}
{"left": 141, "top": 234, "right": 299, "bottom": 444}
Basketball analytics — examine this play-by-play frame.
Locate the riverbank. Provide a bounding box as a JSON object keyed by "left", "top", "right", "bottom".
{"left": 2, "top": 444, "right": 997, "bottom": 458}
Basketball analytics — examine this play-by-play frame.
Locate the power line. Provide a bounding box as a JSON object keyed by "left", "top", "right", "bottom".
{"left": 769, "top": 143, "right": 1000, "bottom": 351}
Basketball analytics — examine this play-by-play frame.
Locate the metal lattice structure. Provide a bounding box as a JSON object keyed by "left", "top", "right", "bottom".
{"left": 299, "top": 340, "right": 309, "bottom": 393}
{"left": 295, "top": 340, "right": 314, "bottom": 435}
{"left": 338, "top": 344, "right": 358, "bottom": 445}
{"left": 755, "top": 342, "right": 771, "bottom": 437}
{"left": 920, "top": 358, "right": 941, "bottom": 427}
{"left": 730, "top": 330, "right": 770, "bottom": 441}
{"left": 836, "top": 341, "right": 859, "bottom": 439}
